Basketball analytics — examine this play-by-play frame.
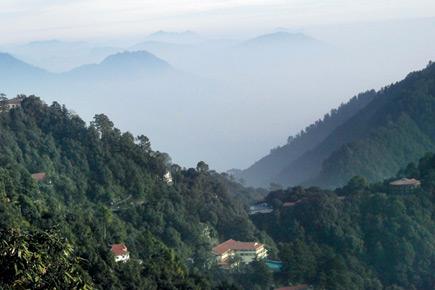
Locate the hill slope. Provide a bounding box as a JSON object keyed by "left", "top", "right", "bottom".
{"left": 236, "top": 90, "right": 377, "bottom": 187}
{"left": 240, "top": 62, "right": 435, "bottom": 188}
{"left": 251, "top": 154, "right": 435, "bottom": 290}
{"left": 283, "top": 62, "right": 435, "bottom": 188}
{"left": 0, "top": 96, "right": 267, "bottom": 289}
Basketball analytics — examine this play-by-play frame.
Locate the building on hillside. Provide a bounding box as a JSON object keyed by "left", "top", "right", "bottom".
{"left": 31, "top": 172, "right": 47, "bottom": 182}
{"left": 389, "top": 178, "right": 421, "bottom": 194}
{"left": 249, "top": 202, "right": 273, "bottom": 215}
{"left": 111, "top": 243, "right": 130, "bottom": 263}
{"left": 275, "top": 285, "right": 311, "bottom": 290}
{"left": 212, "top": 239, "right": 268, "bottom": 267}
{"left": 282, "top": 200, "right": 301, "bottom": 207}
{"left": 163, "top": 171, "right": 173, "bottom": 185}
{"left": 0, "top": 96, "right": 24, "bottom": 112}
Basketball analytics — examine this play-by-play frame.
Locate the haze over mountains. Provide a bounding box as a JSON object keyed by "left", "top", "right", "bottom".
{"left": 1, "top": 17, "right": 435, "bottom": 173}
{"left": 1, "top": 40, "right": 121, "bottom": 72}
{"left": 238, "top": 62, "right": 435, "bottom": 188}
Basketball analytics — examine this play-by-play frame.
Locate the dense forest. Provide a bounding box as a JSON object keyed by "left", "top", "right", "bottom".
{"left": 0, "top": 96, "right": 270, "bottom": 289}
{"left": 252, "top": 153, "right": 435, "bottom": 290}
{"left": 238, "top": 62, "right": 435, "bottom": 189}
{"left": 0, "top": 96, "right": 434, "bottom": 290}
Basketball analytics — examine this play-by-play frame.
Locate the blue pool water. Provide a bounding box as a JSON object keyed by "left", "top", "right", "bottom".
{"left": 266, "top": 260, "right": 284, "bottom": 271}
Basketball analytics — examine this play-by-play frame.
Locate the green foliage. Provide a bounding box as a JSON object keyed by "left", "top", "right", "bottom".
{"left": 311, "top": 62, "right": 435, "bottom": 188}
{"left": 252, "top": 155, "right": 435, "bottom": 290}
{"left": 238, "top": 90, "right": 377, "bottom": 187}
{"left": 0, "top": 96, "right": 265, "bottom": 289}
{"left": 0, "top": 228, "right": 92, "bottom": 290}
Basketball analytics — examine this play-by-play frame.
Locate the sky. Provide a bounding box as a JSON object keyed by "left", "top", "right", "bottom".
{"left": 1, "top": 0, "right": 435, "bottom": 44}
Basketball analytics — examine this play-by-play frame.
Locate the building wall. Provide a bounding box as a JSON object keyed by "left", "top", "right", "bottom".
{"left": 215, "top": 245, "right": 268, "bottom": 266}
{"left": 115, "top": 253, "right": 130, "bottom": 263}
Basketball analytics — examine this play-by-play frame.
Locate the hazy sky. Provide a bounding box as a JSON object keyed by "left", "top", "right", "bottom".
{"left": 1, "top": 0, "right": 435, "bottom": 44}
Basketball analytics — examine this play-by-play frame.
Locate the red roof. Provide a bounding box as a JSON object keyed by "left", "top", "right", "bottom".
{"left": 275, "top": 285, "right": 309, "bottom": 290}
{"left": 212, "top": 239, "right": 264, "bottom": 255}
{"left": 111, "top": 244, "right": 128, "bottom": 256}
{"left": 31, "top": 172, "right": 47, "bottom": 182}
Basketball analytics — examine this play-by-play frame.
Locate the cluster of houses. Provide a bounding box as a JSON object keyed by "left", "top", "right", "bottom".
{"left": 212, "top": 239, "right": 268, "bottom": 268}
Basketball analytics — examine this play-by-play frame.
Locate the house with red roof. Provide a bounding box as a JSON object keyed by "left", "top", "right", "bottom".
{"left": 111, "top": 243, "right": 130, "bottom": 263}
{"left": 212, "top": 239, "right": 268, "bottom": 267}
{"left": 31, "top": 172, "right": 47, "bottom": 182}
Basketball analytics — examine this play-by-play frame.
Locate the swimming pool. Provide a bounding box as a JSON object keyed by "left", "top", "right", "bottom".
{"left": 266, "top": 260, "right": 284, "bottom": 271}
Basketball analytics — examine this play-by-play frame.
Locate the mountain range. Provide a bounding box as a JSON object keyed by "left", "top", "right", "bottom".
{"left": 2, "top": 24, "right": 435, "bottom": 172}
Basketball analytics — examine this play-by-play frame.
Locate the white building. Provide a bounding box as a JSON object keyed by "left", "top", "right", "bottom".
{"left": 249, "top": 202, "right": 273, "bottom": 215}
{"left": 212, "top": 239, "right": 268, "bottom": 267}
{"left": 389, "top": 178, "right": 421, "bottom": 194}
{"left": 164, "top": 171, "right": 173, "bottom": 185}
{"left": 111, "top": 243, "right": 130, "bottom": 263}
{"left": 0, "top": 96, "right": 24, "bottom": 112}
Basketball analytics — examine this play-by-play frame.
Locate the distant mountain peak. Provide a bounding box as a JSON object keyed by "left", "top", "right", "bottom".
{"left": 66, "top": 50, "right": 172, "bottom": 78}
{"left": 100, "top": 50, "right": 170, "bottom": 68}
{"left": 0, "top": 52, "right": 18, "bottom": 61}
{"left": 0, "top": 52, "right": 45, "bottom": 72}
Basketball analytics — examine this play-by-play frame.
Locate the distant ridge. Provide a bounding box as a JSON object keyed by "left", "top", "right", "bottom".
{"left": 242, "top": 32, "right": 324, "bottom": 48}
{"left": 66, "top": 51, "right": 172, "bottom": 79}
{"left": 234, "top": 90, "right": 377, "bottom": 187}
{"left": 0, "top": 52, "right": 47, "bottom": 75}
{"left": 238, "top": 62, "right": 435, "bottom": 188}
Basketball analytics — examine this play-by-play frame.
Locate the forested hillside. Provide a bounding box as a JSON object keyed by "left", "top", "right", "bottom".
{"left": 252, "top": 154, "right": 435, "bottom": 290}
{"left": 236, "top": 90, "right": 377, "bottom": 187}
{"left": 239, "top": 61, "right": 435, "bottom": 189}
{"left": 1, "top": 96, "right": 434, "bottom": 290}
{"left": 0, "top": 97, "right": 268, "bottom": 289}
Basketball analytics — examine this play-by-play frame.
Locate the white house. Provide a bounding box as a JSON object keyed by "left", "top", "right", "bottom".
{"left": 164, "top": 171, "right": 173, "bottom": 185}
{"left": 111, "top": 243, "right": 130, "bottom": 263}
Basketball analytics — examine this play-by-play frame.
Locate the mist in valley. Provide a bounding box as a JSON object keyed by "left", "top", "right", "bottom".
{"left": 1, "top": 17, "right": 435, "bottom": 172}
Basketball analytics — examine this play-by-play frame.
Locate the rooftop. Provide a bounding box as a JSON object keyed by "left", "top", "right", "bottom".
{"left": 283, "top": 201, "right": 299, "bottom": 207}
{"left": 389, "top": 178, "right": 421, "bottom": 186}
{"left": 111, "top": 243, "right": 128, "bottom": 256}
{"left": 7, "top": 98, "right": 23, "bottom": 105}
{"left": 212, "top": 239, "right": 264, "bottom": 255}
{"left": 31, "top": 172, "right": 47, "bottom": 182}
